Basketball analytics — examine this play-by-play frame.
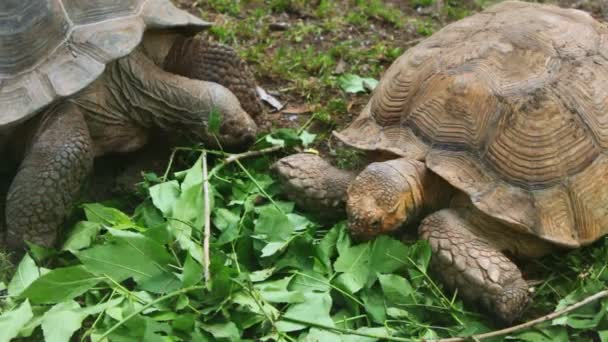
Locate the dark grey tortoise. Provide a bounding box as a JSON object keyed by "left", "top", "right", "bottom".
{"left": 0, "top": 0, "right": 262, "bottom": 254}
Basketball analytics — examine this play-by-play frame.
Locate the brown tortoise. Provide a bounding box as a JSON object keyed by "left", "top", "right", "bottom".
{"left": 0, "top": 1, "right": 262, "bottom": 255}
{"left": 274, "top": 1, "right": 608, "bottom": 322}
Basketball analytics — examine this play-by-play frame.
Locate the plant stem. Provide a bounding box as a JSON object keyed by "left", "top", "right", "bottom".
{"left": 202, "top": 152, "right": 211, "bottom": 286}
{"left": 429, "top": 290, "right": 608, "bottom": 342}
{"left": 278, "top": 316, "right": 414, "bottom": 341}
{"left": 234, "top": 160, "right": 284, "bottom": 213}
{"left": 224, "top": 145, "right": 283, "bottom": 163}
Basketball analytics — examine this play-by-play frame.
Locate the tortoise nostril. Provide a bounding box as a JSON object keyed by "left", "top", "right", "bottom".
{"left": 242, "top": 130, "right": 255, "bottom": 146}
{"left": 370, "top": 218, "right": 382, "bottom": 231}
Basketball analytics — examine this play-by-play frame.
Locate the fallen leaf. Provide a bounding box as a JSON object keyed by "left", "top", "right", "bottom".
{"left": 257, "top": 86, "right": 284, "bottom": 111}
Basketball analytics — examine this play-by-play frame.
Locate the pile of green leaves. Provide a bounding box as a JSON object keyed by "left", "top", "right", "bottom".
{"left": 1, "top": 130, "right": 608, "bottom": 341}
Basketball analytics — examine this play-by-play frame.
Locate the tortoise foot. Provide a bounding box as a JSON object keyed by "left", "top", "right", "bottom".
{"left": 420, "top": 209, "right": 530, "bottom": 323}
{"left": 164, "top": 36, "right": 263, "bottom": 117}
{"left": 5, "top": 102, "right": 93, "bottom": 253}
{"left": 272, "top": 153, "right": 355, "bottom": 215}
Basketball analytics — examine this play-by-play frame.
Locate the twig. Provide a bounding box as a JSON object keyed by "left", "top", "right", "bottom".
{"left": 224, "top": 145, "right": 283, "bottom": 164}
{"left": 427, "top": 290, "right": 608, "bottom": 342}
{"left": 278, "top": 316, "right": 414, "bottom": 341}
{"left": 202, "top": 152, "right": 211, "bottom": 285}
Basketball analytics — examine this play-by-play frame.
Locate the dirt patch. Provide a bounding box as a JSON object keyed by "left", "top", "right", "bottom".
{"left": 174, "top": 0, "right": 606, "bottom": 139}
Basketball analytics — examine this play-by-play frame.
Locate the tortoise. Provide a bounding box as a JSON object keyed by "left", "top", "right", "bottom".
{"left": 0, "top": 0, "right": 262, "bottom": 254}
{"left": 273, "top": 1, "right": 608, "bottom": 322}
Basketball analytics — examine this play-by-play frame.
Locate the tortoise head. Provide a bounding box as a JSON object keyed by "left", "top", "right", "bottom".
{"left": 346, "top": 160, "right": 420, "bottom": 240}
{"left": 198, "top": 85, "right": 257, "bottom": 152}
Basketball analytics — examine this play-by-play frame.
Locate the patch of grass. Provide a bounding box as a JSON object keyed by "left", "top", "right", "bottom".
{"left": 416, "top": 18, "right": 437, "bottom": 36}
{"left": 334, "top": 147, "right": 366, "bottom": 170}
{"left": 203, "top": 0, "right": 241, "bottom": 16}
{"left": 349, "top": 0, "right": 407, "bottom": 27}
{"left": 0, "top": 252, "right": 12, "bottom": 284}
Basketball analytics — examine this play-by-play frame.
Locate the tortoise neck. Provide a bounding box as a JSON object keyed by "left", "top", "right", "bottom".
{"left": 141, "top": 31, "right": 182, "bottom": 66}
{"left": 391, "top": 159, "right": 453, "bottom": 226}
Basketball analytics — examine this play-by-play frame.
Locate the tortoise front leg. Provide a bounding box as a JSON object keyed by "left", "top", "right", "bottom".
{"left": 272, "top": 153, "right": 356, "bottom": 214}
{"left": 419, "top": 208, "right": 538, "bottom": 323}
{"left": 5, "top": 102, "right": 93, "bottom": 253}
{"left": 163, "top": 36, "right": 263, "bottom": 117}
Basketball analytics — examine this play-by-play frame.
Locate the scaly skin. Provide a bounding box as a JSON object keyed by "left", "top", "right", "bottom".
{"left": 274, "top": 154, "right": 553, "bottom": 322}
{"left": 164, "top": 36, "right": 263, "bottom": 117}
{"left": 346, "top": 158, "right": 451, "bottom": 240}
{"left": 272, "top": 153, "right": 356, "bottom": 215}
{"left": 419, "top": 209, "right": 532, "bottom": 323}
{"left": 5, "top": 102, "right": 93, "bottom": 251}
{"left": 3, "top": 33, "right": 259, "bottom": 254}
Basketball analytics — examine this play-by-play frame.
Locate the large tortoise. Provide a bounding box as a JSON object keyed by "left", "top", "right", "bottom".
{"left": 274, "top": 1, "right": 608, "bottom": 322}
{"left": 0, "top": 0, "right": 262, "bottom": 254}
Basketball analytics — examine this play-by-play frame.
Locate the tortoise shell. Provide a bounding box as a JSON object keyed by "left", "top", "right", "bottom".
{"left": 335, "top": 1, "right": 608, "bottom": 247}
{"left": 0, "top": 0, "right": 209, "bottom": 127}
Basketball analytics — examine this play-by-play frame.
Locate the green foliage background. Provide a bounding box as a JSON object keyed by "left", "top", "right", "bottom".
{"left": 2, "top": 130, "right": 608, "bottom": 341}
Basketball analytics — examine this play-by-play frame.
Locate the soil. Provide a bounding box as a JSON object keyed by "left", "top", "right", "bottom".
{"left": 174, "top": 0, "right": 606, "bottom": 135}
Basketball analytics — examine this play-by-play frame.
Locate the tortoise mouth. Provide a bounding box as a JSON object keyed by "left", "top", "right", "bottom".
{"left": 347, "top": 206, "right": 404, "bottom": 241}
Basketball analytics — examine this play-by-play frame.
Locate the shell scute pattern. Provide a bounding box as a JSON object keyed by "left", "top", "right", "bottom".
{"left": 0, "top": 0, "right": 208, "bottom": 127}
{"left": 336, "top": 1, "right": 608, "bottom": 245}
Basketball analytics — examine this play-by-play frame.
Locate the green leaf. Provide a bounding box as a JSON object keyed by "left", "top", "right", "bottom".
{"left": 77, "top": 229, "right": 177, "bottom": 291}
{"left": 599, "top": 330, "right": 608, "bottom": 342}
{"left": 333, "top": 243, "right": 370, "bottom": 293}
{"left": 369, "top": 236, "right": 409, "bottom": 275}
{"left": 265, "top": 134, "right": 285, "bottom": 147}
{"left": 299, "top": 131, "right": 316, "bottom": 147}
{"left": 83, "top": 203, "right": 134, "bottom": 227}
{"left": 182, "top": 253, "right": 203, "bottom": 287}
{"left": 304, "top": 328, "right": 341, "bottom": 342}
{"left": 168, "top": 158, "right": 206, "bottom": 263}
{"left": 149, "top": 180, "right": 180, "bottom": 216}
{"left": 208, "top": 107, "right": 223, "bottom": 135}
{"left": 408, "top": 240, "right": 432, "bottom": 273}
{"left": 276, "top": 292, "right": 334, "bottom": 332}
{"left": 260, "top": 241, "right": 289, "bottom": 257}
{"left": 0, "top": 300, "right": 33, "bottom": 341}
{"left": 232, "top": 291, "right": 280, "bottom": 322}
{"left": 272, "top": 128, "right": 302, "bottom": 148}
{"left": 338, "top": 74, "right": 379, "bottom": 93}
{"left": 62, "top": 221, "right": 102, "bottom": 252}
{"left": 213, "top": 208, "right": 240, "bottom": 245}
{"left": 249, "top": 268, "right": 275, "bottom": 282}
{"left": 20, "top": 266, "right": 101, "bottom": 304}
{"left": 378, "top": 274, "right": 414, "bottom": 304}
{"left": 342, "top": 327, "right": 393, "bottom": 342}
{"left": 254, "top": 205, "right": 294, "bottom": 243}
{"left": 360, "top": 287, "right": 386, "bottom": 324}
{"left": 41, "top": 301, "right": 85, "bottom": 342}
{"left": 291, "top": 270, "right": 330, "bottom": 293}
{"left": 514, "top": 328, "right": 568, "bottom": 342}
{"left": 8, "top": 254, "right": 46, "bottom": 297}
{"left": 254, "top": 276, "right": 305, "bottom": 304}
{"left": 200, "top": 321, "right": 240, "bottom": 339}
{"left": 316, "top": 224, "right": 340, "bottom": 273}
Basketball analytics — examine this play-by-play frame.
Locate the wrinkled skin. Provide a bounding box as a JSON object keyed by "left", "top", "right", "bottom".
{"left": 2, "top": 32, "right": 262, "bottom": 256}
{"left": 274, "top": 153, "right": 554, "bottom": 323}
